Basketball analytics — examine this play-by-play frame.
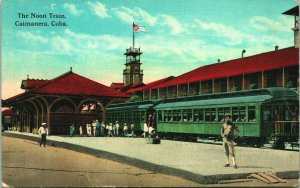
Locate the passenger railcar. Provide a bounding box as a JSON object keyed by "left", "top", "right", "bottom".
{"left": 106, "top": 100, "right": 157, "bottom": 135}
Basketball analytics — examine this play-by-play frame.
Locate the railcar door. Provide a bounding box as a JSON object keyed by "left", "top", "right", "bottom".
{"left": 261, "top": 105, "right": 273, "bottom": 137}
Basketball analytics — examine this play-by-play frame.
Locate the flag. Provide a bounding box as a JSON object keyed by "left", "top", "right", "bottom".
{"left": 133, "top": 24, "right": 147, "bottom": 32}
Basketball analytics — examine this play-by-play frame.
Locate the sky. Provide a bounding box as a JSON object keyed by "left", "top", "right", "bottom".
{"left": 1, "top": 0, "right": 298, "bottom": 99}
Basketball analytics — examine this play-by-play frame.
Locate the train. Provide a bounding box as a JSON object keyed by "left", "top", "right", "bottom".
{"left": 106, "top": 87, "right": 299, "bottom": 149}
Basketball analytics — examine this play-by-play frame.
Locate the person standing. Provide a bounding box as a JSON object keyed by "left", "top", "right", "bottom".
{"left": 115, "top": 121, "right": 119, "bottom": 136}
{"left": 95, "top": 120, "right": 100, "bottom": 137}
{"left": 107, "top": 123, "right": 113, "bottom": 137}
{"left": 87, "top": 124, "right": 92, "bottom": 137}
{"left": 101, "top": 122, "right": 105, "bottom": 136}
{"left": 92, "top": 120, "right": 96, "bottom": 137}
{"left": 79, "top": 126, "right": 83, "bottom": 137}
{"left": 86, "top": 123, "right": 90, "bottom": 136}
{"left": 69, "top": 124, "right": 75, "bottom": 137}
{"left": 123, "top": 123, "right": 128, "bottom": 137}
{"left": 143, "top": 122, "right": 148, "bottom": 138}
{"left": 38, "top": 123, "right": 48, "bottom": 147}
{"left": 221, "top": 114, "right": 240, "bottom": 169}
{"left": 130, "top": 123, "right": 135, "bottom": 135}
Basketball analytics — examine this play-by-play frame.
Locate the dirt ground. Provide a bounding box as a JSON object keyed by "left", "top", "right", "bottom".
{"left": 2, "top": 136, "right": 299, "bottom": 187}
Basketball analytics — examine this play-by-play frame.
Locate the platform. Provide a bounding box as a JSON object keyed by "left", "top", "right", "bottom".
{"left": 3, "top": 131, "right": 299, "bottom": 184}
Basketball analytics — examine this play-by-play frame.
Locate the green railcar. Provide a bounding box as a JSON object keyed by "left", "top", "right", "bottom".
{"left": 107, "top": 88, "right": 298, "bottom": 146}
{"left": 154, "top": 88, "right": 298, "bottom": 145}
{"left": 106, "top": 100, "right": 156, "bottom": 134}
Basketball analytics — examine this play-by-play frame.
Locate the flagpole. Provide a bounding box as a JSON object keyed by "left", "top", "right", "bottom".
{"left": 132, "top": 22, "right": 135, "bottom": 48}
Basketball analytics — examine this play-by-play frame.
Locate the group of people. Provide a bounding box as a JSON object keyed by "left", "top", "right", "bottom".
{"left": 69, "top": 120, "right": 136, "bottom": 137}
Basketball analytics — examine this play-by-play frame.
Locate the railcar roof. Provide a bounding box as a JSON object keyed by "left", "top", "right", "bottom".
{"left": 154, "top": 95, "right": 272, "bottom": 109}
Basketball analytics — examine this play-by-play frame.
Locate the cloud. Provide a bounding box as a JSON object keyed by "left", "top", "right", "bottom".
{"left": 249, "top": 16, "right": 292, "bottom": 32}
{"left": 115, "top": 10, "right": 134, "bottom": 23}
{"left": 195, "top": 19, "right": 244, "bottom": 45}
{"left": 87, "top": 1, "right": 109, "bottom": 18}
{"left": 18, "top": 31, "right": 48, "bottom": 43}
{"left": 63, "top": 3, "right": 82, "bottom": 16}
{"left": 113, "top": 6, "right": 187, "bottom": 35}
{"left": 50, "top": 3, "right": 56, "bottom": 10}
{"left": 51, "top": 36, "right": 72, "bottom": 52}
{"left": 136, "top": 8, "right": 157, "bottom": 26}
{"left": 159, "top": 14, "right": 185, "bottom": 35}
{"left": 113, "top": 6, "right": 157, "bottom": 26}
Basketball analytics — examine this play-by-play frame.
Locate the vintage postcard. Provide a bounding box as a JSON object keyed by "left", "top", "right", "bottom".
{"left": 1, "top": 0, "right": 299, "bottom": 187}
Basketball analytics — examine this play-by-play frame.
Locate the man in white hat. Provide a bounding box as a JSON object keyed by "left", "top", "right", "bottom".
{"left": 38, "top": 123, "right": 48, "bottom": 147}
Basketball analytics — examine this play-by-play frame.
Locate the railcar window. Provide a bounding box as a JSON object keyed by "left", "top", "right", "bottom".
{"left": 163, "top": 110, "right": 168, "bottom": 122}
{"left": 205, "top": 108, "right": 216, "bottom": 122}
{"left": 193, "top": 109, "right": 204, "bottom": 122}
{"left": 248, "top": 106, "right": 256, "bottom": 122}
{"left": 158, "top": 111, "right": 163, "bottom": 122}
{"left": 218, "top": 108, "right": 224, "bottom": 122}
{"left": 224, "top": 107, "right": 230, "bottom": 117}
{"left": 173, "top": 110, "right": 181, "bottom": 122}
{"left": 239, "top": 107, "right": 246, "bottom": 121}
{"left": 211, "top": 108, "right": 217, "bottom": 121}
{"left": 262, "top": 107, "right": 271, "bottom": 121}
{"left": 193, "top": 110, "right": 198, "bottom": 122}
{"left": 182, "top": 109, "right": 192, "bottom": 122}
{"left": 232, "top": 107, "right": 246, "bottom": 122}
{"left": 205, "top": 108, "right": 211, "bottom": 122}
{"left": 168, "top": 110, "right": 173, "bottom": 122}
{"left": 183, "top": 110, "right": 187, "bottom": 122}
{"left": 232, "top": 107, "right": 239, "bottom": 121}
{"left": 187, "top": 110, "right": 192, "bottom": 121}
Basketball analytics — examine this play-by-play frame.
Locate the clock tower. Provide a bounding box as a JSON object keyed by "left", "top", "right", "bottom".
{"left": 123, "top": 47, "right": 144, "bottom": 86}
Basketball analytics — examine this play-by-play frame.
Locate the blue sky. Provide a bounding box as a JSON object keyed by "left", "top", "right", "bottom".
{"left": 2, "top": 0, "right": 297, "bottom": 99}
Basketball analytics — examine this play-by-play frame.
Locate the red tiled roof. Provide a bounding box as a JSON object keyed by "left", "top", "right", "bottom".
{"left": 4, "top": 71, "right": 130, "bottom": 102}
{"left": 2, "top": 108, "right": 14, "bottom": 116}
{"left": 121, "top": 82, "right": 145, "bottom": 92}
{"left": 127, "top": 76, "right": 174, "bottom": 93}
{"left": 33, "top": 72, "right": 130, "bottom": 97}
{"left": 21, "top": 79, "right": 50, "bottom": 89}
{"left": 110, "top": 83, "right": 124, "bottom": 90}
{"left": 151, "top": 47, "right": 299, "bottom": 89}
{"left": 3, "top": 91, "right": 30, "bottom": 102}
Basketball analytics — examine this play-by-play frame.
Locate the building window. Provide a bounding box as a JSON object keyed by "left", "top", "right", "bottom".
{"left": 266, "top": 70, "right": 278, "bottom": 87}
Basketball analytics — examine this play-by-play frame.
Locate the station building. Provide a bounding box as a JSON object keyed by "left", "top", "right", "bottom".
{"left": 2, "top": 70, "right": 130, "bottom": 135}
{"left": 127, "top": 47, "right": 299, "bottom": 100}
